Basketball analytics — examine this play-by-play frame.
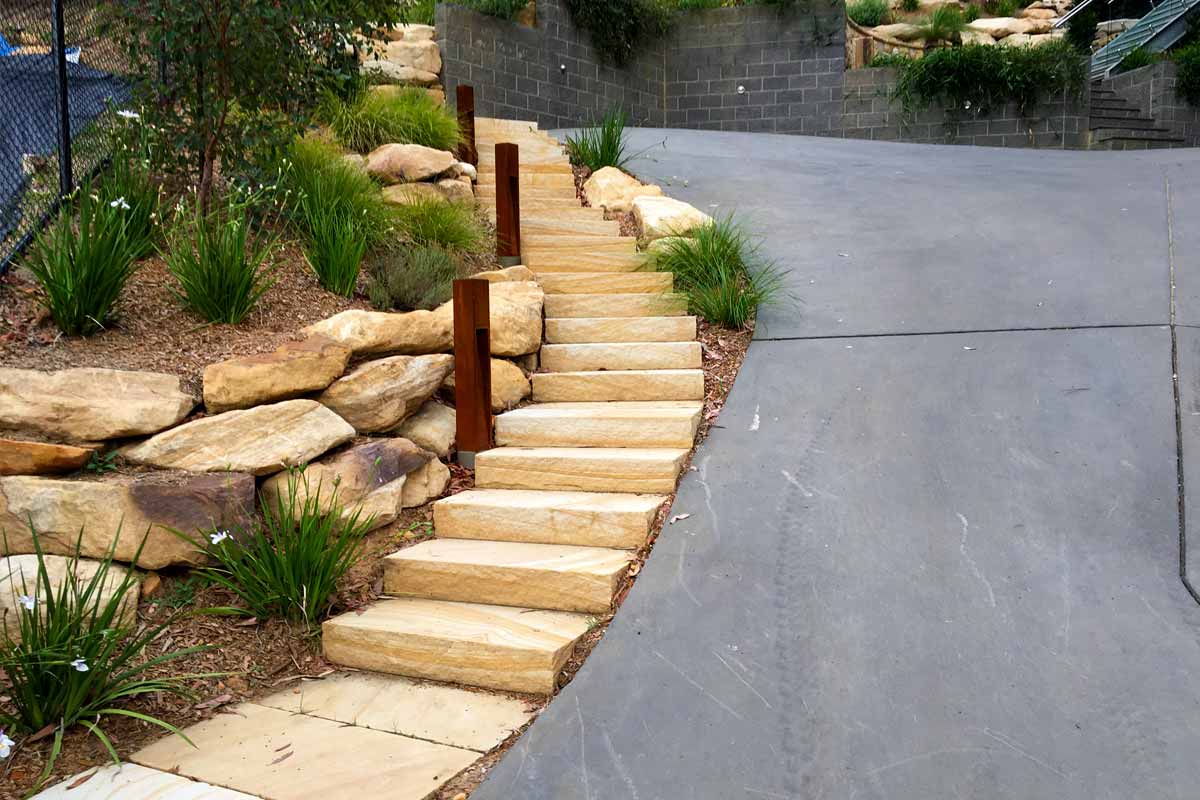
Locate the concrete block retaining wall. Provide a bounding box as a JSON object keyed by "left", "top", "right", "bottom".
{"left": 1103, "top": 62, "right": 1200, "bottom": 147}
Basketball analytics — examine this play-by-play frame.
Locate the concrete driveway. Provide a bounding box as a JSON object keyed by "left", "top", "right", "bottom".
{"left": 473, "top": 133, "right": 1200, "bottom": 799}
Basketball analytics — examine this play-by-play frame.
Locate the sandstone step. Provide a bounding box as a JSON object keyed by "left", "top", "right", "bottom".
{"left": 495, "top": 401, "right": 702, "bottom": 448}
{"left": 383, "top": 539, "right": 633, "bottom": 613}
{"left": 434, "top": 488, "right": 667, "bottom": 549}
{"left": 520, "top": 216, "right": 621, "bottom": 237}
{"left": 475, "top": 188, "right": 578, "bottom": 203}
{"left": 322, "top": 598, "right": 590, "bottom": 695}
{"left": 476, "top": 161, "right": 573, "bottom": 175}
{"left": 540, "top": 341, "right": 702, "bottom": 372}
{"left": 526, "top": 251, "right": 650, "bottom": 272}
{"left": 538, "top": 272, "right": 673, "bottom": 295}
{"left": 545, "top": 316, "right": 697, "bottom": 343}
{"left": 476, "top": 173, "right": 576, "bottom": 189}
{"left": 476, "top": 117, "right": 539, "bottom": 131}
{"left": 544, "top": 293, "right": 687, "bottom": 317}
{"left": 533, "top": 369, "right": 705, "bottom": 402}
{"left": 475, "top": 446, "right": 690, "bottom": 493}
{"left": 522, "top": 236, "right": 637, "bottom": 255}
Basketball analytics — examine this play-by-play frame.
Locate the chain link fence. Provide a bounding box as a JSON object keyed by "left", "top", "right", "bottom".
{"left": 1, "top": 0, "right": 131, "bottom": 272}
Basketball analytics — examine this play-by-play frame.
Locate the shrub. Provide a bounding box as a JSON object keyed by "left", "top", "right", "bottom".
{"left": 963, "top": 4, "right": 982, "bottom": 23}
{"left": 164, "top": 192, "right": 276, "bottom": 324}
{"left": 869, "top": 52, "right": 916, "bottom": 68}
{"left": 186, "top": 472, "right": 372, "bottom": 626}
{"left": 563, "top": 0, "right": 672, "bottom": 66}
{"left": 650, "top": 217, "right": 786, "bottom": 329}
{"left": 1066, "top": 7, "right": 1098, "bottom": 54}
{"left": 1, "top": 533, "right": 210, "bottom": 790}
{"left": 900, "top": 0, "right": 920, "bottom": 11}
{"left": 391, "top": 198, "right": 487, "bottom": 252}
{"left": 915, "top": 5, "right": 966, "bottom": 44}
{"left": 1119, "top": 46, "right": 1161, "bottom": 72}
{"left": 366, "top": 243, "right": 462, "bottom": 311}
{"left": 322, "top": 86, "right": 461, "bottom": 154}
{"left": 96, "top": 132, "right": 161, "bottom": 260}
{"left": 848, "top": 0, "right": 890, "bottom": 27}
{"left": 983, "top": 0, "right": 1021, "bottom": 16}
{"left": 24, "top": 183, "right": 138, "bottom": 336}
{"left": 891, "top": 40, "right": 1087, "bottom": 115}
{"left": 566, "top": 108, "right": 630, "bottom": 171}
{"left": 306, "top": 213, "right": 371, "bottom": 296}
{"left": 1175, "top": 42, "right": 1200, "bottom": 106}
{"left": 400, "top": 0, "right": 437, "bottom": 24}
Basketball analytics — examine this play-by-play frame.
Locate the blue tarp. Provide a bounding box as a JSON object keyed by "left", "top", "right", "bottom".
{"left": 0, "top": 53, "right": 130, "bottom": 250}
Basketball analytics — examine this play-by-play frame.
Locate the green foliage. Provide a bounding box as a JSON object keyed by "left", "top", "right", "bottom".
{"left": 566, "top": 108, "right": 630, "bottom": 171}
{"left": 164, "top": 192, "right": 276, "bottom": 324}
{"left": 983, "top": 0, "right": 1021, "bottom": 16}
{"left": 97, "top": 117, "right": 162, "bottom": 260}
{"left": 1175, "top": 42, "right": 1200, "bottom": 106}
{"left": 915, "top": 5, "right": 966, "bottom": 44}
{"left": 900, "top": 0, "right": 920, "bottom": 12}
{"left": 963, "top": 4, "right": 982, "bottom": 23}
{"left": 400, "top": 0, "right": 437, "bottom": 24}
{"left": 366, "top": 243, "right": 462, "bottom": 311}
{"left": 890, "top": 41, "right": 1088, "bottom": 116}
{"left": 563, "top": 0, "right": 672, "bottom": 66}
{"left": 186, "top": 471, "right": 372, "bottom": 626}
{"left": 848, "top": 0, "right": 890, "bottom": 26}
{"left": 1119, "top": 47, "right": 1161, "bottom": 72}
{"left": 1066, "top": 7, "right": 1098, "bottom": 54}
{"left": 24, "top": 182, "right": 138, "bottom": 337}
{"left": 401, "top": 0, "right": 527, "bottom": 23}
{"left": 390, "top": 199, "right": 488, "bottom": 253}
{"left": 112, "top": 0, "right": 400, "bottom": 210}
{"left": 869, "top": 52, "right": 917, "bottom": 68}
{"left": 306, "top": 214, "right": 371, "bottom": 297}
{"left": 321, "top": 86, "right": 462, "bottom": 154}
{"left": 84, "top": 451, "right": 119, "bottom": 474}
{"left": 650, "top": 217, "right": 786, "bottom": 329}
{"left": 0, "top": 533, "right": 211, "bottom": 790}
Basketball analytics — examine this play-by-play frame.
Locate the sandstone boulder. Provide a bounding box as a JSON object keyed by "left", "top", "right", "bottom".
{"left": 444, "top": 359, "right": 530, "bottom": 412}
{"left": 632, "top": 196, "right": 714, "bottom": 243}
{"left": 386, "top": 39, "right": 442, "bottom": 74}
{"left": 383, "top": 182, "right": 447, "bottom": 206}
{"left": 361, "top": 61, "right": 439, "bottom": 86}
{"left": 966, "top": 17, "right": 1034, "bottom": 38}
{"left": 440, "top": 281, "right": 543, "bottom": 357}
{"left": 261, "top": 439, "right": 434, "bottom": 530}
{"left": 381, "top": 23, "right": 436, "bottom": 42}
{"left": 1020, "top": 7, "right": 1058, "bottom": 19}
{"left": 304, "top": 308, "right": 452, "bottom": 356}
{"left": 0, "top": 367, "right": 194, "bottom": 443}
{"left": 122, "top": 400, "right": 354, "bottom": 476}
{"left": 1020, "top": 16, "right": 1054, "bottom": 33}
{"left": 961, "top": 29, "right": 997, "bottom": 45}
{"left": 0, "top": 439, "right": 93, "bottom": 476}
{"left": 319, "top": 354, "right": 455, "bottom": 433}
{"left": 202, "top": 336, "right": 351, "bottom": 413}
{"left": 401, "top": 457, "right": 451, "bottom": 507}
{"left": 1, "top": 554, "right": 138, "bottom": 643}
{"left": 583, "top": 167, "right": 663, "bottom": 213}
{"left": 644, "top": 235, "right": 693, "bottom": 256}
{"left": 475, "top": 265, "right": 535, "bottom": 282}
{"left": 367, "top": 144, "right": 457, "bottom": 184}
{"left": 0, "top": 472, "right": 254, "bottom": 568}
{"left": 436, "top": 177, "right": 474, "bottom": 203}
{"left": 871, "top": 23, "right": 925, "bottom": 42}
{"left": 395, "top": 401, "right": 456, "bottom": 458}
{"left": 451, "top": 162, "right": 478, "bottom": 181}
{"left": 999, "top": 32, "right": 1035, "bottom": 45}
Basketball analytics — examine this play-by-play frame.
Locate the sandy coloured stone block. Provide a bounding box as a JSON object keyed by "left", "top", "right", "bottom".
{"left": 475, "top": 446, "right": 690, "bottom": 494}
{"left": 540, "top": 341, "right": 702, "bottom": 372}
{"left": 544, "top": 316, "right": 697, "bottom": 344}
{"left": 495, "top": 401, "right": 702, "bottom": 448}
{"left": 532, "top": 369, "right": 705, "bottom": 402}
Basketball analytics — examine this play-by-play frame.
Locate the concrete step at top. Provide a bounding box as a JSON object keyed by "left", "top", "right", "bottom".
{"left": 538, "top": 272, "right": 674, "bottom": 295}
{"left": 383, "top": 539, "right": 633, "bottom": 614}
{"left": 434, "top": 488, "right": 668, "bottom": 549}
{"left": 533, "top": 369, "right": 706, "bottom": 402}
{"left": 545, "top": 316, "right": 697, "bottom": 344}
{"left": 544, "top": 292, "right": 688, "bottom": 318}
{"left": 322, "top": 598, "right": 590, "bottom": 695}
{"left": 475, "top": 446, "right": 691, "bottom": 494}
{"left": 495, "top": 400, "right": 703, "bottom": 448}
{"left": 541, "top": 341, "right": 703, "bottom": 372}
{"left": 527, "top": 251, "right": 652, "bottom": 273}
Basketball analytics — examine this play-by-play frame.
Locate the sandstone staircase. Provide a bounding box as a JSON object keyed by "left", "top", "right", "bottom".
{"left": 322, "top": 118, "right": 704, "bottom": 696}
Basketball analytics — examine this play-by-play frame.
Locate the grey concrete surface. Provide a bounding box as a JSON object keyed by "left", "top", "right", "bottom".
{"left": 473, "top": 134, "right": 1200, "bottom": 799}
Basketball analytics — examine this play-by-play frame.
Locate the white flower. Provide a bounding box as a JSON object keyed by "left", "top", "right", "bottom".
{"left": 110, "top": 197, "right": 130, "bottom": 210}
{"left": 16, "top": 594, "right": 34, "bottom": 611}
{"left": 70, "top": 657, "right": 89, "bottom": 673}
{"left": 117, "top": 109, "right": 140, "bottom": 120}
{"left": 0, "top": 732, "right": 13, "bottom": 759}
{"left": 210, "top": 530, "right": 230, "bottom": 546}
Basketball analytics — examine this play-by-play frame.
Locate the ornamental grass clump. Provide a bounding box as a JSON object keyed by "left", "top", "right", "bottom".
{"left": 650, "top": 216, "right": 786, "bottom": 329}
{"left": 390, "top": 197, "right": 487, "bottom": 253}
{"left": 848, "top": 0, "right": 890, "bottom": 27}
{"left": 566, "top": 108, "right": 631, "bottom": 171}
{"left": 96, "top": 152, "right": 161, "bottom": 259}
{"left": 24, "top": 182, "right": 138, "bottom": 336}
{"left": 366, "top": 242, "right": 463, "bottom": 311}
{"left": 186, "top": 471, "right": 372, "bottom": 627}
{"left": 321, "top": 86, "right": 461, "bottom": 154}
{"left": 0, "top": 532, "right": 212, "bottom": 791}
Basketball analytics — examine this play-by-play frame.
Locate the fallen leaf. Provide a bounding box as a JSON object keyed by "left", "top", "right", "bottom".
{"left": 269, "top": 750, "right": 294, "bottom": 766}
{"left": 194, "top": 693, "right": 233, "bottom": 710}
{"left": 67, "top": 770, "right": 98, "bottom": 789}
{"left": 236, "top": 617, "right": 259, "bottom": 627}
{"left": 670, "top": 513, "right": 691, "bottom": 524}
{"left": 29, "top": 724, "right": 57, "bottom": 743}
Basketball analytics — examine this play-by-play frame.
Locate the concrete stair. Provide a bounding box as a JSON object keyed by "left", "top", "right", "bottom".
{"left": 545, "top": 316, "right": 697, "bottom": 343}
{"left": 540, "top": 342, "right": 702, "bottom": 372}
{"left": 383, "top": 539, "right": 633, "bottom": 613}
{"left": 495, "top": 401, "right": 703, "bottom": 448}
{"left": 537, "top": 272, "right": 673, "bottom": 295}
{"left": 544, "top": 292, "right": 688, "bottom": 317}
{"left": 533, "top": 369, "right": 706, "bottom": 402}
{"left": 433, "top": 489, "right": 667, "bottom": 549}
{"left": 475, "top": 446, "right": 690, "bottom": 493}
{"left": 322, "top": 597, "right": 591, "bottom": 695}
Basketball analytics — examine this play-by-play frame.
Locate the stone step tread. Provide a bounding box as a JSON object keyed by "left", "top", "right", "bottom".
{"left": 1092, "top": 127, "right": 1183, "bottom": 141}
{"left": 322, "top": 597, "right": 591, "bottom": 695}
{"left": 533, "top": 369, "right": 706, "bottom": 402}
{"left": 544, "top": 293, "right": 689, "bottom": 317}
{"left": 495, "top": 401, "right": 703, "bottom": 448}
{"left": 520, "top": 219, "right": 622, "bottom": 237}
{"left": 477, "top": 162, "right": 574, "bottom": 175}
{"left": 527, "top": 252, "right": 651, "bottom": 273}
{"left": 475, "top": 446, "right": 691, "bottom": 494}
{"left": 1088, "top": 116, "right": 1163, "bottom": 130}
{"left": 545, "top": 315, "right": 698, "bottom": 343}
{"left": 541, "top": 341, "right": 703, "bottom": 372}
{"left": 434, "top": 488, "right": 667, "bottom": 549}
{"left": 384, "top": 539, "right": 634, "bottom": 613}
{"left": 133, "top": 701, "right": 478, "bottom": 800}
{"left": 35, "top": 764, "right": 257, "bottom": 800}
{"left": 538, "top": 273, "right": 672, "bottom": 295}
{"left": 523, "top": 241, "right": 638, "bottom": 256}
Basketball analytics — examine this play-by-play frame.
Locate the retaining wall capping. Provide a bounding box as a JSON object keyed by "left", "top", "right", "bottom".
{"left": 1103, "top": 61, "right": 1200, "bottom": 147}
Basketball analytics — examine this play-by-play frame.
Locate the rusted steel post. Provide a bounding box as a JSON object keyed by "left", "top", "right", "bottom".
{"left": 456, "top": 85, "right": 478, "bottom": 167}
{"left": 453, "top": 278, "right": 493, "bottom": 466}
{"left": 495, "top": 143, "right": 521, "bottom": 265}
